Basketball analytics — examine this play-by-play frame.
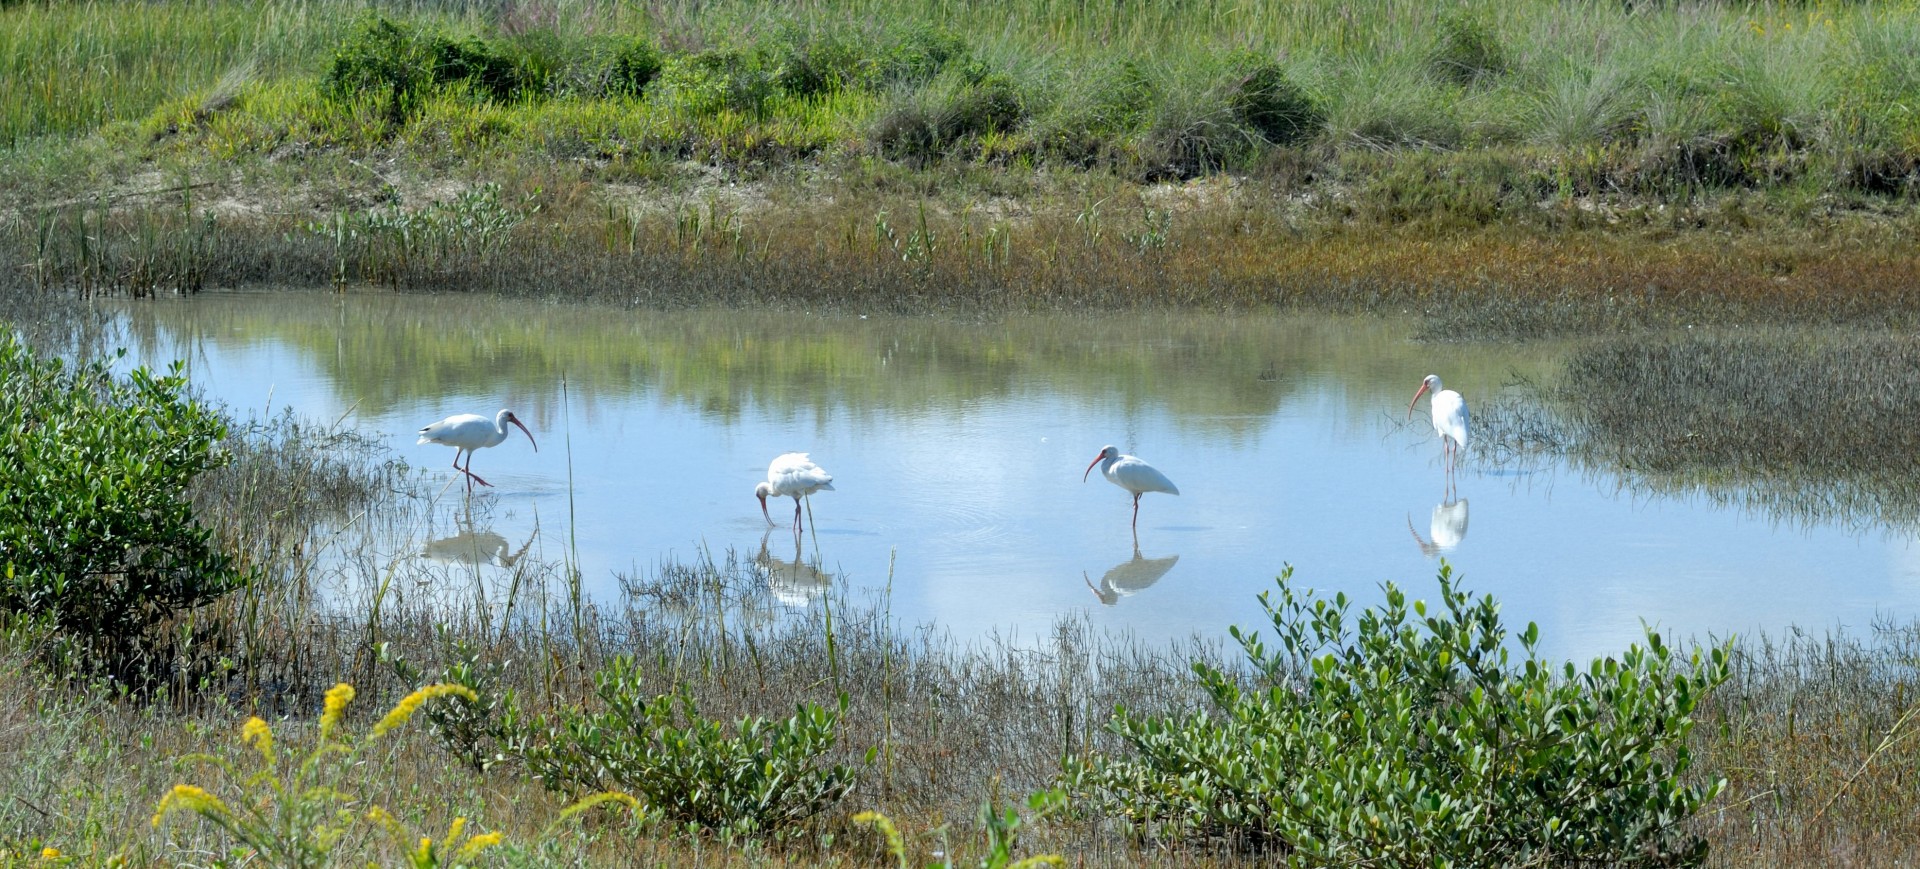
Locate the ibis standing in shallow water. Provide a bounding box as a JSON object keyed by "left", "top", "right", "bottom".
{"left": 1084, "top": 445, "right": 1179, "bottom": 534}
{"left": 417, "top": 409, "right": 538, "bottom": 493}
{"left": 1408, "top": 374, "right": 1469, "bottom": 475}
{"left": 756, "top": 452, "right": 835, "bottom": 533}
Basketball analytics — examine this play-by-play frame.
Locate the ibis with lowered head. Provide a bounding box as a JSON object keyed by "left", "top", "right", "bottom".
{"left": 756, "top": 452, "right": 835, "bottom": 532}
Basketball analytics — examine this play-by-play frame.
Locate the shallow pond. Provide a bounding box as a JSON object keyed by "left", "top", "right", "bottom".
{"left": 110, "top": 291, "right": 1920, "bottom": 661}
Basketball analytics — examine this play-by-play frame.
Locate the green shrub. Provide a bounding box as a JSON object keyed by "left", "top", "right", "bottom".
{"left": 869, "top": 24, "right": 979, "bottom": 88}
{"left": 1231, "top": 58, "right": 1320, "bottom": 146}
{"left": 764, "top": 23, "right": 867, "bottom": 97}
{"left": 606, "top": 36, "right": 664, "bottom": 98}
{"left": 388, "top": 634, "right": 520, "bottom": 775}
{"left": 1031, "top": 60, "right": 1155, "bottom": 166}
{"left": 323, "top": 16, "right": 436, "bottom": 123}
{"left": 1063, "top": 565, "right": 1729, "bottom": 866}
{"left": 323, "top": 15, "right": 537, "bottom": 123}
{"left": 0, "top": 334, "right": 248, "bottom": 671}
{"left": 512, "top": 654, "right": 860, "bottom": 837}
{"left": 430, "top": 34, "right": 533, "bottom": 104}
{"left": 651, "top": 49, "right": 777, "bottom": 118}
{"left": 872, "top": 70, "right": 1024, "bottom": 162}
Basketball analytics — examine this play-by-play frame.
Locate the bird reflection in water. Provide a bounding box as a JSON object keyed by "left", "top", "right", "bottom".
{"left": 1084, "top": 545, "right": 1181, "bottom": 606}
{"left": 1409, "top": 481, "right": 1469, "bottom": 558}
{"left": 755, "top": 529, "right": 834, "bottom": 607}
{"left": 422, "top": 505, "right": 538, "bottom": 568}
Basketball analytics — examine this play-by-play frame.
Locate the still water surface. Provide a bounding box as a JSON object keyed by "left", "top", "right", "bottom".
{"left": 110, "top": 292, "right": 1920, "bottom": 661}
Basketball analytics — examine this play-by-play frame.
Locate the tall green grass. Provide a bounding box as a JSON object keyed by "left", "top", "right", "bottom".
{"left": 0, "top": 2, "right": 348, "bottom": 145}
{"left": 6, "top": 0, "right": 1920, "bottom": 198}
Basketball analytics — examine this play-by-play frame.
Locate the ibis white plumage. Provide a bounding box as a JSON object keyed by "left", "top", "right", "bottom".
{"left": 417, "top": 409, "right": 537, "bottom": 492}
{"left": 1083, "top": 445, "right": 1179, "bottom": 533}
{"left": 1408, "top": 374, "right": 1469, "bottom": 474}
{"left": 755, "top": 452, "right": 835, "bottom": 532}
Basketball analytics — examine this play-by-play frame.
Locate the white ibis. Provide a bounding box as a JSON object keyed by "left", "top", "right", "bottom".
{"left": 755, "top": 452, "right": 835, "bottom": 532}
{"left": 417, "top": 409, "right": 537, "bottom": 493}
{"left": 1083, "top": 445, "right": 1179, "bottom": 533}
{"left": 1408, "top": 374, "right": 1469, "bottom": 474}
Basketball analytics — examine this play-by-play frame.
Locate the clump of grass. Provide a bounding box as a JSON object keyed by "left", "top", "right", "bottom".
{"left": 1467, "top": 326, "right": 1920, "bottom": 533}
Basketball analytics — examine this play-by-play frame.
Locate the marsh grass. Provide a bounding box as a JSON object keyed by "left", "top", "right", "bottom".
{"left": 12, "top": 3, "right": 1920, "bottom": 330}
{"left": 7, "top": 0, "right": 1920, "bottom": 214}
{"left": 1691, "top": 621, "right": 1920, "bottom": 865}
{"left": 14, "top": 174, "right": 1920, "bottom": 340}
{"left": 1474, "top": 327, "right": 1920, "bottom": 532}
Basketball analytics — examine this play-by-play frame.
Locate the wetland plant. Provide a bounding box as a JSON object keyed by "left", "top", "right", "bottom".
{"left": 489, "top": 653, "right": 862, "bottom": 839}
{"left": 0, "top": 334, "right": 248, "bottom": 677}
{"left": 1064, "top": 565, "right": 1730, "bottom": 865}
{"left": 147, "top": 680, "right": 609, "bottom": 867}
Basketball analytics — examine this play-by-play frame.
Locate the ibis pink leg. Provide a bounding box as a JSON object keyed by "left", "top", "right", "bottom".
{"left": 458, "top": 451, "right": 493, "bottom": 489}
{"left": 452, "top": 451, "right": 473, "bottom": 493}
{"left": 1132, "top": 493, "right": 1142, "bottom": 531}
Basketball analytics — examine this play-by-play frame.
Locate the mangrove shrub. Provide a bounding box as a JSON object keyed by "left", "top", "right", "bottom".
{"left": 0, "top": 334, "right": 247, "bottom": 668}
{"left": 505, "top": 653, "right": 861, "bottom": 838}
{"left": 1064, "top": 565, "right": 1729, "bottom": 866}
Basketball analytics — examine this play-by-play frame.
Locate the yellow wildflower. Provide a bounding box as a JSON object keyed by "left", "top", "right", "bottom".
{"left": 320, "top": 683, "right": 355, "bottom": 740}
{"left": 445, "top": 817, "right": 467, "bottom": 847}
{"left": 152, "top": 784, "right": 232, "bottom": 828}
{"left": 39, "top": 846, "right": 59, "bottom": 859}
{"left": 455, "top": 831, "right": 505, "bottom": 859}
{"left": 371, "top": 684, "right": 477, "bottom": 738}
{"left": 365, "top": 806, "right": 405, "bottom": 840}
{"left": 853, "top": 811, "right": 907, "bottom": 864}
{"left": 556, "top": 791, "right": 640, "bottom": 824}
{"left": 241, "top": 716, "right": 274, "bottom": 763}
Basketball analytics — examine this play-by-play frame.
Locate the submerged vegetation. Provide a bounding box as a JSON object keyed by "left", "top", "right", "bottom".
{"left": 1473, "top": 327, "right": 1920, "bottom": 532}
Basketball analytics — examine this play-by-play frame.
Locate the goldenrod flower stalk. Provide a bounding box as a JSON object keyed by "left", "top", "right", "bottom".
{"left": 455, "top": 832, "right": 505, "bottom": 860}
{"left": 556, "top": 791, "right": 639, "bottom": 824}
{"left": 852, "top": 811, "right": 907, "bottom": 868}
{"left": 39, "top": 846, "right": 59, "bottom": 860}
{"left": 366, "top": 806, "right": 406, "bottom": 841}
{"left": 371, "top": 684, "right": 477, "bottom": 738}
{"left": 152, "top": 785, "right": 233, "bottom": 829}
{"left": 241, "top": 716, "right": 274, "bottom": 765}
{"left": 319, "top": 683, "right": 355, "bottom": 741}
